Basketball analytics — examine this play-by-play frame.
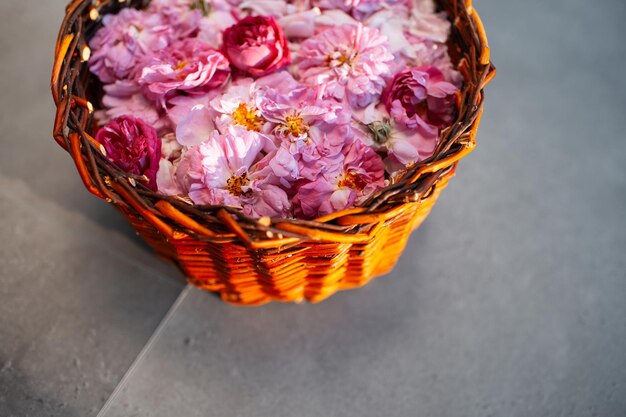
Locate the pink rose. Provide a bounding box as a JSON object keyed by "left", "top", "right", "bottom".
{"left": 313, "top": 0, "right": 410, "bottom": 20}
{"left": 147, "top": 0, "right": 203, "bottom": 39}
{"left": 294, "top": 138, "right": 385, "bottom": 219}
{"left": 98, "top": 81, "right": 170, "bottom": 134}
{"left": 278, "top": 9, "right": 321, "bottom": 39}
{"left": 296, "top": 23, "right": 393, "bottom": 108}
{"left": 176, "top": 128, "right": 291, "bottom": 218}
{"left": 88, "top": 8, "right": 173, "bottom": 83}
{"left": 222, "top": 16, "right": 291, "bottom": 77}
{"left": 354, "top": 103, "right": 437, "bottom": 168}
{"left": 139, "top": 38, "right": 230, "bottom": 104}
{"left": 95, "top": 116, "right": 162, "bottom": 191}
{"left": 383, "top": 66, "right": 458, "bottom": 130}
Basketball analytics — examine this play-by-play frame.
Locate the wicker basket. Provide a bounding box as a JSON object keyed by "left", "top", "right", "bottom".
{"left": 52, "top": 0, "right": 495, "bottom": 305}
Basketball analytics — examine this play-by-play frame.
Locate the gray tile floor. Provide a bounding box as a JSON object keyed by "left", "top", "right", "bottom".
{"left": 1, "top": 0, "right": 626, "bottom": 416}
{"left": 0, "top": 2, "right": 184, "bottom": 416}
{"left": 0, "top": 178, "right": 183, "bottom": 417}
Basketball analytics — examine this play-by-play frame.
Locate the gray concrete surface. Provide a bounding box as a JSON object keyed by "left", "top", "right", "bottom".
{"left": 0, "top": 178, "right": 183, "bottom": 417}
{"left": 99, "top": 0, "right": 626, "bottom": 416}
{"left": 1, "top": 0, "right": 626, "bottom": 416}
{"left": 0, "top": 2, "right": 185, "bottom": 417}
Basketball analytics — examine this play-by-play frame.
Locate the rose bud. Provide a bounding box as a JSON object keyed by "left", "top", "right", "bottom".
{"left": 222, "top": 16, "right": 292, "bottom": 77}
{"left": 96, "top": 116, "right": 162, "bottom": 191}
{"left": 383, "top": 66, "right": 458, "bottom": 130}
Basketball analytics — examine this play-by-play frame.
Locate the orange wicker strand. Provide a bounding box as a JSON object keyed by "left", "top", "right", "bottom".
{"left": 51, "top": 0, "right": 495, "bottom": 305}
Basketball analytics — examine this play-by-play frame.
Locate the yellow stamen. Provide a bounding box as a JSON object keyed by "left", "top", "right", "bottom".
{"left": 338, "top": 171, "right": 367, "bottom": 191}
{"left": 231, "top": 103, "right": 265, "bottom": 132}
{"left": 327, "top": 49, "right": 355, "bottom": 68}
{"left": 281, "top": 115, "right": 309, "bottom": 137}
{"left": 174, "top": 60, "right": 188, "bottom": 71}
{"left": 226, "top": 173, "right": 252, "bottom": 197}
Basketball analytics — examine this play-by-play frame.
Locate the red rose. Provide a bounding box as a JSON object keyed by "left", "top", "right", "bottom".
{"left": 96, "top": 116, "right": 162, "bottom": 191}
{"left": 222, "top": 16, "right": 291, "bottom": 77}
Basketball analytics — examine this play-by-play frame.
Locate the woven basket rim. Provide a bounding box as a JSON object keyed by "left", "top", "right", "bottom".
{"left": 51, "top": 0, "right": 495, "bottom": 248}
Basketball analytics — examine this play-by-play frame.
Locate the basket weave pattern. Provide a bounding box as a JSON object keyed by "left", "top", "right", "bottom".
{"left": 52, "top": 0, "right": 495, "bottom": 305}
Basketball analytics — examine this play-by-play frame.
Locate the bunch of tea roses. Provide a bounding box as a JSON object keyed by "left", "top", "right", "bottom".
{"left": 89, "top": 0, "right": 460, "bottom": 219}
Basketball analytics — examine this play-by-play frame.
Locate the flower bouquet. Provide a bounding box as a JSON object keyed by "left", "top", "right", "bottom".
{"left": 52, "top": 0, "right": 494, "bottom": 304}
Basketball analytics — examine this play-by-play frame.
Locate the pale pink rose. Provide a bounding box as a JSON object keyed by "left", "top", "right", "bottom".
{"left": 166, "top": 77, "right": 286, "bottom": 150}
{"left": 175, "top": 105, "right": 216, "bottom": 147}
{"left": 294, "top": 138, "right": 385, "bottom": 219}
{"left": 176, "top": 128, "right": 291, "bottom": 217}
{"left": 278, "top": 8, "right": 321, "bottom": 38}
{"left": 406, "top": 4, "right": 450, "bottom": 44}
{"left": 245, "top": 177, "right": 292, "bottom": 218}
{"left": 259, "top": 125, "right": 348, "bottom": 187}
{"left": 293, "top": 125, "right": 350, "bottom": 180}
{"left": 172, "top": 146, "right": 205, "bottom": 195}
{"left": 259, "top": 81, "right": 345, "bottom": 144}
{"left": 312, "top": 0, "right": 409, "bottom": 20}
{"left": 406, "top": 37, "right": 463, "bottom": 86}
{"left": 296, "top": 23, "right": 394, "bottom": 108}
{"left": 354, "top": 103, "right": 437, "bottom": 169}
{"left": 157, "top": 158, "right": 185, "bottom": 196}
{"left": 413, "top": 0, "right": 438, "bottom": 13}
{"left": 312, "top": 0, "right": 354, "bottom": 14}
{"left": 403, "top": 5, "right": 461, "bottom": 83}
{"left": 156, "top": 132, "right": 185, "bottom": 196}
{"left": 253, "top": 146, "right": 299, "bottom": 188}
{"left": 313, "top": 9, "right": 359, "bottom": 33}
{"left": 148, "top": 0, "right": 191, "bottom": 9}
{"left": 238, "top": 0, "right": 290, "bottom": 16}
{"left": 89, "top": 9, "right": 173, "bottom": 83}
{"left": 161, "top": 133, "right": 184, "bottom": 161}
{"left": 167, "top": 93, "right": 217, "bottom": 127}
{"left": 255, "top": 73, "right": 351, "bottom": 179}
{"left": 365, "top": 6, "right": 412, "bottom": 59}
{"left": 234, "top": 0, "right": 319, "bottom": 39}
{"left": 150, "top": 0, "right": 239, "bottom": 48}
{"left": 222, "top": 16, "right": 292, "bottom": 77}
{"left": 178, "top": 128, "right": 263, "bottom": 204}
{"left": 197, "top": 11, "right": 238, "bottom": 49}
{"left": 139, "top": 38, "right": 230, "bottom": 105}
{"left": 254, "top": 70, "right": 302, "bottom": 93}
{"left": 97, "top": 81, "right": 170, "bottom": 133}
{"left": 353, "top": 0, "right": 410, "bottom": 20}
{"left": 147, "top": 0, "right": 203, "bottom": 39}
{"left": 210, "top": 78, "right": 270, "bottom": 135}
{"left": 366, "top": 3, "right": 461, "bottom": 84}
{"left": 149, "top": 0, "right": 238, "bottom": 15}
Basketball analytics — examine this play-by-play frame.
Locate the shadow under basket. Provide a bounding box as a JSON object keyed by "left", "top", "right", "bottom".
{"left": 52, "top": 0, "right": 495, "bottom": 305}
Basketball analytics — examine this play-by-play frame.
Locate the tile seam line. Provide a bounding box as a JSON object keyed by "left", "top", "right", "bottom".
{"left": 96, "top": 285, "right": 193, "bottom": 417}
